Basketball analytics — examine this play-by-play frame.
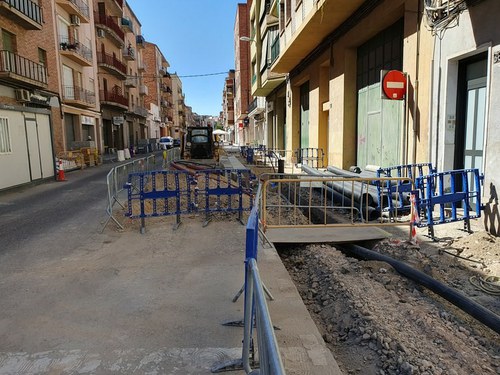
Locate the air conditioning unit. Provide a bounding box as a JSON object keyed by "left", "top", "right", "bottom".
{"left": 70, "top": 15, "right": 81, "bottom": 26}
{"left": 97, "top": 29, "right": 105, "bottom": 38}
{"left": 15, "top": 89, "right": 31, "bottom": 102}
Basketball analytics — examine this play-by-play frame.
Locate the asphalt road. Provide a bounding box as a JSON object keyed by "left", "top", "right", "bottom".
{"left": 0, "top": 164, "right": 112, "bottom": 266}
{"left": 0, "top": 156, "right": 341, "bottom": 374}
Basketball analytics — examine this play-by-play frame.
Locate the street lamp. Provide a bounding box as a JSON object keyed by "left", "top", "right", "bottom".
{"left": 239, "top": 36, "right": 254, "bottom": 42}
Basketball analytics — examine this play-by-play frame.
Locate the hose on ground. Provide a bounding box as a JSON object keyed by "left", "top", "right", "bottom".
{"left": 469, "top": 276, "right": 500, "bottom": 296}
{"left": 339, "top": 243, "right": 500, "bottom": 335}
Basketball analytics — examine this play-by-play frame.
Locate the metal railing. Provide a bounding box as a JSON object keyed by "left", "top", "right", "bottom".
{"left": 125, "top": 167, "right": 253, "bottom": 232}
{"left": 67, "top": 0, "right": 89, "bottom": 18}
{"left": 415, "top": 168, "right": 484, "bottom": 237}
{"left": 58, "top": 36, "right": 93, "bottom": 62}
{"left": 99, "top": 88, "right": 128, "bottom": 107}
{"left": 2, "top": 0, "right": 43, "bottom": 25}
{"left": 103, "top": 151, "right": 177, "bottom": 232}
{"left": 213, "top": 183, "right": 286, "bottom": 374}
{"left": 94, "top": 12, "right": 124, "bottom": 40}
{"left": 129, "top": 105, "right": 148, "bottom": 118}
{"left": 295, "top": 148, "right": 325, "bottom": 168}
{"left": 96, "top": 51, "right": 127, "bottom": 75}
{"left": 261, "top": 175, "right": 414, "bottom": 231}
{"left": 62, "top": 85, "right": 96, "bottom": 105}
{"left": 0, "top": 50, "right": 48, "bottom": 85}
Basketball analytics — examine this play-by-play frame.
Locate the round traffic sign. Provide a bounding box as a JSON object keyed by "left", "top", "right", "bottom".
{"left": 382, "top": 70, "right": 406, "bottom": 100}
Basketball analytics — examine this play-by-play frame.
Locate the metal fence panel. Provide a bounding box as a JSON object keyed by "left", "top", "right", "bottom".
{"left": 415, "top": 168, "right": 483, "bottom": 236}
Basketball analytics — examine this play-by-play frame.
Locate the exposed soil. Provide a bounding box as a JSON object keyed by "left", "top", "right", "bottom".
{"left": 278, "top": 222, "right": 500, "bottom": 375}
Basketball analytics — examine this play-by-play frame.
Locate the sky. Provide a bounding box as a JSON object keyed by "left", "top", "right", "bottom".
{"left": 126, "top": 0, "right": 242, "bottom": 117}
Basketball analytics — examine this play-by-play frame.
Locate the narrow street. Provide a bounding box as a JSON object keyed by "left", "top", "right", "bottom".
{"left": 0, "top": 165, "right": 111, "bottom": 263}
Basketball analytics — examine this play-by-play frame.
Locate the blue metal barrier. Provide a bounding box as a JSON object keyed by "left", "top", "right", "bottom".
{"left": 415, "top": 168, "right": 483, "bottom": 237}
{"left": 193, "top": 169, "right": 253, "bottom": 226}
{"left": 377, "top": 163, "right": 436, "bottom": 214}
{"left": 212, "top": 184, "right": 285, "bottom": 374}
{"left": 125, "top": 169, "right": 254, "bottom": 233}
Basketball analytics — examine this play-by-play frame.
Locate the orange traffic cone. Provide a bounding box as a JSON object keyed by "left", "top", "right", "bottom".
{"left": 57, "top": 160, "right": 66, "bottom": 181}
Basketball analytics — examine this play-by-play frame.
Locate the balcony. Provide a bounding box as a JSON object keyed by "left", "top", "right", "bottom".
{"left": 121, "top": 17, "right": 134, "bottom": 33}
{"left": 94, "top": 12, "right": 125, "bottom": 46}
{"left": 160, "top": 83, "right": 169, "bottom": 92}
{"left": 102, "top": 0, "right": 122, "bottom": 17}
{"left": 0, "top": 50, "right": 47, "bottom": 88}
{"left": 55, "top": 0, "right": 90, "bottom": 23}
{"left": 122, "top": 46, "right": 135, "bottom": 60}
{"left": 128, "top": 105, "right": 148, "bottom": 118}
{"left": 62, "top": 85, "right": 96, "bottom": 108}
{"left": 248, "top": 97, "right": 265, "bottom": 117}
{"left": 272, "top": 0, "right": 364, "bottom": 73}
{"left": 139, "top": 85, "right": 148, "bottom": 96}
{"left": 0, "top": 0, "right": 43, "bottom": 30}
{"left": 137, "top": 60, "right": 147, "bottom": 72}
{"left": 100, "top": 88, "right": 127, "bottom": 109}
{"left": 97, "top": 51, "right": 126, "bottom": 78}
{"left": 59, "top": 36, "right": 92, "bottom": 66}
{"left": 124, "top": 77, "right": 138, "bottom": 87}
{"left": 136, "top": 35, "right": 145, "bottom": 49}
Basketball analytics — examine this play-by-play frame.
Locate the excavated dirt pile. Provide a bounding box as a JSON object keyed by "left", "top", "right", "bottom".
{"left": 278, "top": 226, "right": 500, "bottom": 375}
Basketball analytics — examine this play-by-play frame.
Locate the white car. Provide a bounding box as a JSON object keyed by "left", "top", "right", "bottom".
{"left": 159, "top": 136, "right": 174, "bottom": 150}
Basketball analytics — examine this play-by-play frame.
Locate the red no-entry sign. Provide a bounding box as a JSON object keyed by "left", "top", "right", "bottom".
{"left": 382, "top": 70, "right": 407, "bottom": 100}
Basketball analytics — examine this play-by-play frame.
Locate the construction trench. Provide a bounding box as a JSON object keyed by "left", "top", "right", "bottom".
{"left": 262, "top": 165, "right": 499, "bottom": 375}
{"left": 148, "top": 154, "right": 499, "bottom": 374}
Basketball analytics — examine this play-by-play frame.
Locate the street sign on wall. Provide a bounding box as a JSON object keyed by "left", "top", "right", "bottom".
{"left": 381, "top": 70, "right": 407, "bottom": 100}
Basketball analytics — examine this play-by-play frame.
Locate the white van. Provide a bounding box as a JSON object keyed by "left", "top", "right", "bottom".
{"left": 159, "top": 136, "right": 174, "bottom": 150}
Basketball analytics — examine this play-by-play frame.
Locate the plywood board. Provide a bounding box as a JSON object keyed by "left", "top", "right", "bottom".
{"left": 265, "top": 226, "right": 391, "bottom": 244}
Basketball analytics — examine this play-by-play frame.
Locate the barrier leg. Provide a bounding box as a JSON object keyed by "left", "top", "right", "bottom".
{"left": 173, "top": 213, "right": 182, "bottom": 230}
{"left": 140, "top": 217, "right": 146, "bottom": 234}
{"left": 232, "top": 282, "right": 274, "bottom": 303}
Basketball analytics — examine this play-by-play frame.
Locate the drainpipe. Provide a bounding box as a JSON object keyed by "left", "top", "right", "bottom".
{"left": 412, "top": 0, "right": 422, "bottom": 165}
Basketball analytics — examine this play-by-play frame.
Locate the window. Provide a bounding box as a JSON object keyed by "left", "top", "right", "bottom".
{"left": 279, "top": 2, "right": 285, "bottom": 32}
{"left": 38, "top": 48, "right": 47, "bottom": 66}
{"left": 0, "top": 117, "right": 12, "bottom": 153}
{"left": 286, "top": 0, "right": 291, "bottom": 23}
{"left": 1, "top": 29, "right": 16, "bottom": 52}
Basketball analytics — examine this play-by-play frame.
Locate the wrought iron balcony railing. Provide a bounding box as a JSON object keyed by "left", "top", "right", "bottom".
{"left": 99, "top": 89, "right": 127, "bottom": 106}
{"left": 97, "top": 51, "right": 126, "bottom": 76}
{"left": 62, "top": 85, "right": 96, "bottom": 105}
{"left": 0, "top": 0, "right": 43, "bottom": 28}
{"left": 59, "top": 35, "right": 92, "bottom": 63}
{"left": 0, "top": 50, "right": 47, "bottom": 86}
{"left": 94, "top": 12, "right": 124, "bottom": 41}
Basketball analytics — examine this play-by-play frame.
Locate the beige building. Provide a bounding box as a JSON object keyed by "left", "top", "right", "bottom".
{"left": 121, "top": 3, "right": 148, "bottom": 148}
{"left": 261, "top": 0, "right": 431, "bottom": 169}
{"left": 94, "top": 0, "right": 128, "bottom": 151}
{"left": 56, "top": 0, "right": 101, "bottom": 152}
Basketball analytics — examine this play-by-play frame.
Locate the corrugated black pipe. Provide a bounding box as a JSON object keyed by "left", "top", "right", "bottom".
{"left": 340, "top": 243, "right": 500, "bottom": 334}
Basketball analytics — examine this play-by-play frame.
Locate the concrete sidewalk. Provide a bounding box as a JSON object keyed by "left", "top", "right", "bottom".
{"left": 0, "top": 215, "right": 341, "bottom": 374}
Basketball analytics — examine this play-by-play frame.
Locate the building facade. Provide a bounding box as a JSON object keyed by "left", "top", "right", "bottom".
{"left": 222, "top": 70, "right": 235, "bottom": 143}
{"left": 0, "top": 0, "right": 60, "bottom": 189}
{"left": 234, "top": 2, "right": 252, "bottom": 146}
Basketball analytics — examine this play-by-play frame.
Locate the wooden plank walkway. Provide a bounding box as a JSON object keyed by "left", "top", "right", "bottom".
{"left": 264, "top": 226, "right": 391, "bottom": 243}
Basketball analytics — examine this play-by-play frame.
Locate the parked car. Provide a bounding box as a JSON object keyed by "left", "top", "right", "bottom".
{"left": 173, "top": 138, "right": 181, "bottom": 147}
{"left": 159, "top": 136, "right": 174, "bottom": 149}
